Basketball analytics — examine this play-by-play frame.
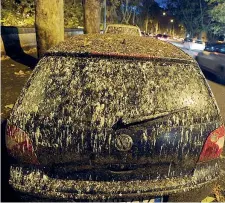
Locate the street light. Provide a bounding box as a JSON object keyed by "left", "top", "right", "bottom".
{"left": 163, "top": 12, "right": 166, "bottom": 16}
{"left": 170, "top": 19, "right": 174, "bottom": 38}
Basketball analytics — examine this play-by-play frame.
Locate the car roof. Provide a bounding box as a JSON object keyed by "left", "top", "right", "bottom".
{"left": 106, "top": 24, "right": 140, "bottom": 29}
{"left": 105, "top": 24, "right": 142, "bottom": 36}
{"left": 47, "top": 34, "right": 193, "bottom": 62}
{"left": 206, "top": 42, "right": 225, "bottom": 46}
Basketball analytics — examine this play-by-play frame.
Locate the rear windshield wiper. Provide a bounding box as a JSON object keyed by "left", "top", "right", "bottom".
{"left": 112, "top": 107, "right": 188, "bottom": 130}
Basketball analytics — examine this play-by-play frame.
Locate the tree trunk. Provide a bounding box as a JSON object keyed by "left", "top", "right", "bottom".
{"left": 144, "top": 18, "right": 148, "bottom": 33}
{"left": 153, "top": 20, "right": 159, "bottom": 34}
{"left": 103, "top": 0, "right": 106, "bottom": 31}
{"left": 132, "top": 9, "right": 136, "bottom": 25}
{"left": 83, "top": 0, "right": 101, "bottom": 34}
{"left": 35, "top": 0, "right": 64, "bottom": 58}
{"left": 199, "top": 0, "right": 204, "bottom": 39}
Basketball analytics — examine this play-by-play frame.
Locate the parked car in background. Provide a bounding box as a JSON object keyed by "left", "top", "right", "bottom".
{"left": 105, "top": 24, "right": 141, "bottom": 36}
{"left": 6, "top": 34, "right": 225, "bottom": 202}
{"left": 204, "top": 42, "right": 225, "bottom": 52}
{"left": 156, "top": 34, "right": 169, "bottom": 41}
{"left": 141, "top": 31, "right": 149, "bottom": 37}
{"left": 141, "top": 32, "right": 153, "bottom": 37}
{"left": 182, "top": 37, "right": 193, "bottom": 43}
{"left": 179, "top": 37, "right": 184, "bottom": 42}
{"left": 196, "top": 43, "right": 225, "bottom": 83}
{"left": 184, "top": 39, "right": 205, "bottom": 51}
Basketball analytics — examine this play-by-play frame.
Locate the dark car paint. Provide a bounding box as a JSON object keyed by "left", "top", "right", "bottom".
{"left": 6, "top": 34, "right": 223, "bottom": 200}
{"left": 196, "top": 43, "right": 225, "bottom": 83}
{"left": 183, "top": 38, "right": 193, "bottom": 43}
{"left": 1, "top": 120, "right": 21, "bottom": 202}
{"left": 204, "top": 43, "right": 225, "bottom": 52}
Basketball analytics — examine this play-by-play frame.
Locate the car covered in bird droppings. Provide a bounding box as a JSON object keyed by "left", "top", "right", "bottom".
{"left": 105, "top": 24, "right": 142, "bottom": 36}
{"left": 6, "top": 34, "right": 225, "bottom": 202}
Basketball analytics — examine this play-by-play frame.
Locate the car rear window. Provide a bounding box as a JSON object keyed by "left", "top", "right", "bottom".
{"left": 216, "top": 44, "right": 225, "bottom": 54}
{"left": 185, "top": 38, "right": 193, "bottom": 42}
{"left": 195, "top": 40, "right": 203, "bottom": 44}
{"left": 205, "top": 44, "right": 225, "bottom": 53}
{"left": 11, "top": 56, "right": 219, "bottom": 129}
{"left": 105, "top": 25, "right": 140, "bottom": 36}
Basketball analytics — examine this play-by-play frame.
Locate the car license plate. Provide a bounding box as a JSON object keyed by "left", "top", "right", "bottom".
{"left": 108, "top": 197, "right": 163, "bottom": 202}
{"left": 132, "top": 197, "right": 163, "bottom": 203}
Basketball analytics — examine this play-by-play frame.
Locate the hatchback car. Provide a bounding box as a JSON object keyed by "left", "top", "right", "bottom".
{"left": 156, "top": 34, "right": 169, "bottom": 41}
{"left": 196, "top": 43, "right": 225, "bottom": 83}
{"left": 204, "top": 42, "right": 225, "bottom": 52}
{"left": 182, "top": 37, "right": 193, "bottom": 43}
{"left": 184, "top": 39, "right": 205, "bottom": 51}
{"left": 6, "top": 34, "right": 225, "bottom": 202}
{"left": 105, "top": 24, "right": 141, "bottom": 36}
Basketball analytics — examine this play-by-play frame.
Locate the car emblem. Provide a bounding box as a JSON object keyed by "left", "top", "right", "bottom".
{"left": 115, "top": 134, "right": 133, "bottom": 151}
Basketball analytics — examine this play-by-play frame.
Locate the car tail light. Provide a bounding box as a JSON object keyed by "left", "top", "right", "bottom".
{"left": 6, "top": 125, "right": 39, "bottom": 164}
{"left": 198, "top": 125, "right": 225, "bottom": 163}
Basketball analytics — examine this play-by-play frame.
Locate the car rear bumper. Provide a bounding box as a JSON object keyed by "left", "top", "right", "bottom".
{"left": 9, "top": 160, "right": 221, "bottom": 201}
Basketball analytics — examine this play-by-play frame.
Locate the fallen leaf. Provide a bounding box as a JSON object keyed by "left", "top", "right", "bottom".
{"left": 201, "top": 196, "right": 215, "bottom": 203}
{"left": 83, "top": 38, "right": 92, "bottom": 46}
{"left": 1, "top": 55, "right": 10, "bottom": 60}
{"left": 5, "top": 104, "right": 14, "bottom": 109}
{"left": 14, "top": 70, "right": 25, "bottom": 76}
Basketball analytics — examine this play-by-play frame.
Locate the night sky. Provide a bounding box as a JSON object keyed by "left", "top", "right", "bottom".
{"left": 155, "top": 0, "right": 167, "bottom": 8}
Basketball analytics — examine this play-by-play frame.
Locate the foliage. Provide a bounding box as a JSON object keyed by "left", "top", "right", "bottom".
{"left": 104, "top": 0, "right": 160, "bottom": 27}
{"left": 1, "top": 0, "right": 83, "bottom": 28}
{"left": 166, "top": 0, "right": 225, "bottom": 38}
{"left": 119, "top": 0, "right": 140, "bottom": 24}
{"left": 139, "top": 0, "right": 160, "bottom": 32}
{"left": 64, "top": 0, "right": 83, "bottom": 28}
{"left": 105, "top": 0, "right": 121, "bottom": 23}
{"left": 207, "top": 0, "right": 225, "bottom": 35}
{"left": 139, "top": 0, "right": 155, "bottom": 20}
{"left": 104, "top": 0, "right": 140, "bottom": 24}
{"left": 166, "top": 0, "right": 211, "bottom": 37}
{"left": 1, "top": 0, "right": 35, "bottom": 27}
{"left": 1, "top": 0, "right": 171, "bottom": 32}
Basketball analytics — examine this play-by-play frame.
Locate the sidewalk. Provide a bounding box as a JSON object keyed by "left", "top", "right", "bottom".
{"left": 1, "top": 48, "right": 37, "bottom": 120}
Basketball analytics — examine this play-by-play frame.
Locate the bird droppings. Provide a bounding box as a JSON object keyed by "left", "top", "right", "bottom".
{"left": 47, "top": 34, "right": 193, "bottom": 61}
{"left": 7, "top": 34, "right": 224, "bottom": 201}
{"left": 9, "top": 161, "right": 221, "bottom": 201}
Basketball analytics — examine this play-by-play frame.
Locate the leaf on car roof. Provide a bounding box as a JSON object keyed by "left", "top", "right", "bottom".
{"left": 5, "top": 104, "right": 14, "bottom": 109}
{"left": 201, "top": 196, "right": 215, "bottom": 203}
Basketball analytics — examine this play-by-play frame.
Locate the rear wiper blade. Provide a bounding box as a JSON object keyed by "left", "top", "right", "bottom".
{"left": 112, "top": 107, "right": 188, "bottom": 130}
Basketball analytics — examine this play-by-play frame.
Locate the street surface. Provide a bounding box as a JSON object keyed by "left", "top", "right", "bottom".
{"left": 1, "top": 44, "right": 225, "bottom": 201}
{"left": 170, "top": 40, "right": 201, "bottom": 58}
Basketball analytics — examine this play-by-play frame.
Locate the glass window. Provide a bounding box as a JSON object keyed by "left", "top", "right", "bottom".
{"left": 12, "top": 56, "right": 219, "bottom": 129}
